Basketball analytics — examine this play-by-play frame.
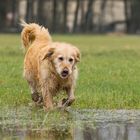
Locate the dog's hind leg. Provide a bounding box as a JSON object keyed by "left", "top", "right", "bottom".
{"left": 28, "top": 80, "right": 42, "bottom": 103}
{"left": 24, "top": 71, "right": 43, "bottom": 104}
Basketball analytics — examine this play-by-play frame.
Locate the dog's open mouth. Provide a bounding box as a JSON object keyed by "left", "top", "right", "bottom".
{"left": 61, "top": 71, "right": 69, "bottom": 78}
{"left": 61, "top": 73, "right": 68, "bottom": 78}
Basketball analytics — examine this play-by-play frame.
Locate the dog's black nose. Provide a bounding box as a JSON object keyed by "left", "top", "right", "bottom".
{"left": 61, "top": 68, "right": 69, "bottom": 77}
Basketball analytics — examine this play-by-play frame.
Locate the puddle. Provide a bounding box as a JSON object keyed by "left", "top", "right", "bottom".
{"left": 0, "top": 107, "right": 140, "bottom": 140}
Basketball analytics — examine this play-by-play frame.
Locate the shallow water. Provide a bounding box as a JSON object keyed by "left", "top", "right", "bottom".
{"left": 0, "top": 107, "right": 140, "bottom": 140}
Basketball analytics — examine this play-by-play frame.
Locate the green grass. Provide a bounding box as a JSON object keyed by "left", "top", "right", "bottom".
{"left": 0, "top": 34, "right": 140, "bottom": 109}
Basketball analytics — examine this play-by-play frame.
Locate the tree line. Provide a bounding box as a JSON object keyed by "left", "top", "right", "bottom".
{"left": 0, "top": 0, "right": 140, "bottom": 33}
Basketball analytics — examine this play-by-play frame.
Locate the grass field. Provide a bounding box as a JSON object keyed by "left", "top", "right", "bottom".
{"left": 0, "top": 34, "right": 140, "bottom": 109}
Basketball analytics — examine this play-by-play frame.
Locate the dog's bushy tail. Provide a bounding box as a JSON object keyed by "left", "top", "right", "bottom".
{"left": 21, "top": 20, "right": 52, "bottom": 49}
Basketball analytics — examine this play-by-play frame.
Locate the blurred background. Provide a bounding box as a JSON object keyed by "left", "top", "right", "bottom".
{"left": 0, "top": 0, "right": 140, "bottom": 34}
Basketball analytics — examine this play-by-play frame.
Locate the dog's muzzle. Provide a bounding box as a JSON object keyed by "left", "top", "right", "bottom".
{"left": 61, "top": 68, "right": 69, "bottom": 78}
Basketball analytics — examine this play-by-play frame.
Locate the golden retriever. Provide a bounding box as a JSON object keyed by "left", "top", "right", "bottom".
{"left": 21, "top": 21, "right": 80, "bottom": 111}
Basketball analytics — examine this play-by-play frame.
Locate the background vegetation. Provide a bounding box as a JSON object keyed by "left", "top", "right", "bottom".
{"left": 1, "top": 0, "right": 140, "bottom": 33}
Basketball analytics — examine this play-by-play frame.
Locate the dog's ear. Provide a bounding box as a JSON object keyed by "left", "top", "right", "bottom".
{"left": 42, "top": 47, "right": 55, "bottom": 60}
{"left": 74, "top": 47, "right": 81, "bottom": 62}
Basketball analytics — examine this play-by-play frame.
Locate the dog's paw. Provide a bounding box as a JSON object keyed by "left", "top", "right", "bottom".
{"left": 62, "top": 98, "right": 68, "bottom": 105}
{"left": 31, "top": 92, "right": 40, "bottom": 102}
{"left": 62, "top": 98, "right": 73, "bottom": 107}
{"left": 37, "top": 96, "right": 43, "bottom": 104}
{"left": 31, "top": 92, "right": 43, "bottom": 103}
{"left": 57, "top": 98, "right": 67, "bottom": 108}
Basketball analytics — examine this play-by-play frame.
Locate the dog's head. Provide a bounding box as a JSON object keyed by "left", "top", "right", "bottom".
{"left": 42, "top": 43, "right": 80, "bottom": 79}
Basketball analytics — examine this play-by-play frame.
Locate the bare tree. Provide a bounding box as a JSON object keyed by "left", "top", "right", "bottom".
{"left": 98, "top": 0, "right": 107, "bottom": 32}
{"left": 129, "top": 0, "right": 140, "bottom": 33}
{"left": 63, "top": 0, "right": 68, "bottom": 32}
{"left": 52, "top": 0, "right": 57, "bottom": 32}
{"left": 124, "top": 0, "right": 130, "bottom": 32}
{"left": 26, "top": 0, "right": 34, "bottom": 22}
{"left": 0, "top": 0, "right": 9, "bottom": 28}
{"left": 0, "top": 1, "right": 6, "bottom": 27}
{"left": 73, "top": 0, "right": 81, "bottom": 32}
{"left": 80, "top": 0, "right": 86, "bottom": 32}
{"left": 84, "top": 0, "right": 95, "bottom": 32}
{"left": 37, "top": 0, "right": 46, "bottom": 25}
{"left": 12, "top": 0, "right": 19, "bottom": 27}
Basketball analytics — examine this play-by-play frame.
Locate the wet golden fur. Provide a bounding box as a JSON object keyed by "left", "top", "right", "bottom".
{"left": 21, "top": 22, "right": 80, "bottom": 110}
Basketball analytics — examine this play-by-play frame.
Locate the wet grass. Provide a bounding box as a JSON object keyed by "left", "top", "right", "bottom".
{"left": 0, "top": 106, "right": 73, "bottom": 139}
{"left": 0, "top": 34, "right": 140, "bottom": 109}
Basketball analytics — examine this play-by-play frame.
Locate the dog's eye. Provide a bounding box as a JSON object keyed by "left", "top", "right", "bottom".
{"left": 69, "top": 58, "right": 73, "bottom": 62}
{"left": 58, "top": 57, "right": 64, "bottom": 61}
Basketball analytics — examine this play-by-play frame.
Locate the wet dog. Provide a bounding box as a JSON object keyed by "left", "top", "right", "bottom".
{"left": 21, "top": 21, "right": 80, "bottom": 111}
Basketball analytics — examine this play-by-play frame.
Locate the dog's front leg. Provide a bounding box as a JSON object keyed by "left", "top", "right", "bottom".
{"left": 42, "top": 85, "right": 53, "bottom": 111}
{"left": 62, "top": 86, "right": 75, "bottom": 107}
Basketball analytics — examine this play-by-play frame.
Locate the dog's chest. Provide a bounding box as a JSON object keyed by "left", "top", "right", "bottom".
{"left": 47, "top": 74, "right": 73, "bottom": 96}
{"left": 55, "top": 80, "right": 68, "bottom": 91}
{"left": 52, "top": 78, "right": 70, "bottom": 94}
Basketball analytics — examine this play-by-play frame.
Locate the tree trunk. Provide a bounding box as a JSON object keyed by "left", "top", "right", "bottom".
{"left": 26, "top": 0, "right": 34, "bottom": 22}
{"left": 80, "top": 0, "right": 85, "bottom": 32}
{"left": 12, "top": 0, "right": 19, "bottom": 27}
{"left": 84, "top": 0, "right": 94, "bottom": 32}
{"left": 52, "top": 0, "right": 57, "bottom": 32}
{"left": 0, "top": 1, "right": 8, "bottom": 28}
{"left": 37, "top": 0, "right": 46, "bottom": 25}
{"left": 124, "top": 0, "right": 129, "bottom": 33}
{"left": 63, "top": 0, "right": 68, "bottom": 32}
{"left": 98, "top": 0, "right": 107, "bottom": 32}
{"left": 129, "top": 0, "right": 140, "bottom": 33}
{"left": 73, "top": 0, "right": 80, "bottom": 32}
